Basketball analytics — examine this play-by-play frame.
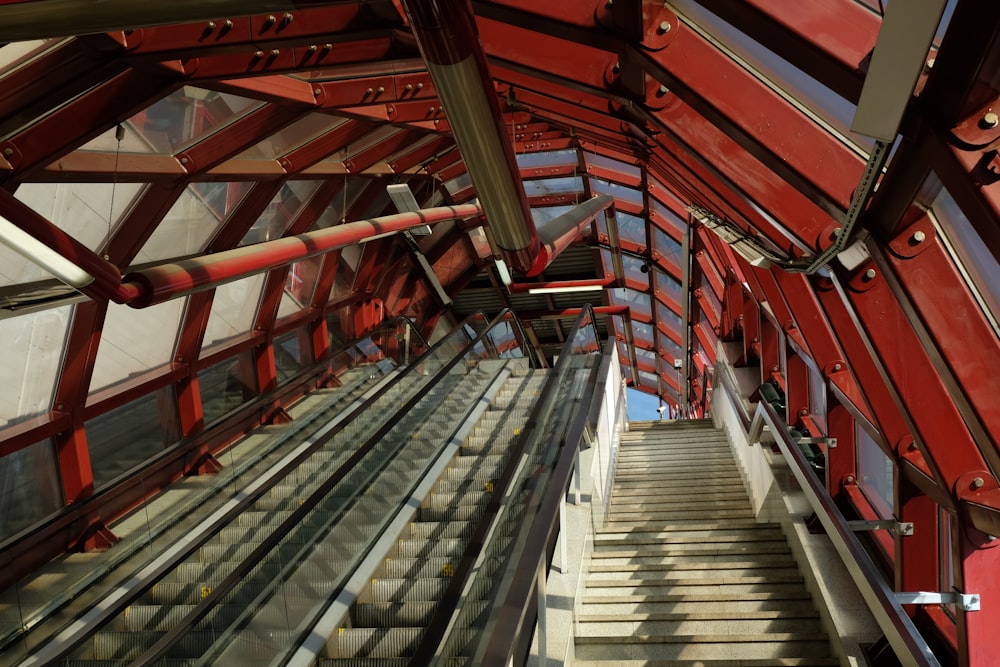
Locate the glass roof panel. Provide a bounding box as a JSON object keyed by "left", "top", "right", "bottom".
{"left": 655, "top": 269, "right": 682, "bottom": 306}
{"left": 590, "top": 178, "right": 642, "bottom": 207}
{"left": 530, "top": 205, "right": 574, "bottom": 225}
{"left": 3, "top": 182, "right": 146, "bottom": 286}
{"left": 90, "top": 297, "right": 186, "bottom": 394}
{"left": 515, "top": 149, "right": 578, "bottom": 169}
{"left": 277, "top": 255, "right": 324, "bottom": 320}
{"left": 632, "top": 320, "right": 654, "bottom": 343}
{"left": 616, "top": 211, "right": 647, "bottom": 246}
{"left": 653, "top": 226, "right": 683, "bottom": 270}
{"left": 650, "top": 196, "right": 686, "bottom": 239}
{"left": 238, "top": 113, "right": 349, "bottom": 160}
{"left": 656, "top": 299, "right": 683, "bottom": 332}
{"left": 135, "top": 182, "right": 253, "bottom": 264}
{"left": 240, "top": 181, "right": 322, "bottom": 246}
{"left": 635, "top": 347, "right": 657, "bottom": 367}
{"left": 444, "top": 173, "right": 472, "bottom": 196}
{"left": 584, "top": 151, "right": 641, "bottom": 179}
{"left": 202, "top": 274, "right": 266, "bottom": 354}
{"left": 622, "top": 253, "right": 652, "bottom": 285}
{"left": 660, "top": 334, "right": 683, "bottom": 363}
{"left": 85, "top": 87, "right": 260, "bottom": 155}
{"left": 0, "top": 39, "right": 58, "bottom": 71}
{"left": 611, "top": 288, "right": 652, "bottom": 320}
{"left": 523, "top": 176, "right": 584, "bottom": 197}
{"left": 638, "top": 370, "right": 659, "bottom": 390}
{"left": 0, "top": 304, "right": 72, "bottom": 428}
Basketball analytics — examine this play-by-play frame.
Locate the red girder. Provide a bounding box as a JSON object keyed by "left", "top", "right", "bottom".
{"left": 691, "top": 0, "right": 878, "bottom": 103}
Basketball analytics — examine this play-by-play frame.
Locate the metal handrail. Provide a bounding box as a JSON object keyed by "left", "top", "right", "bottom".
{"left": 18, "top": 309, "right": 512, "bottom": 666}
{"left": 749, "top": 399, "right": 941, "bottom": 667}
{"left": 466, "top": 304, "right": 602, "bottom": 665}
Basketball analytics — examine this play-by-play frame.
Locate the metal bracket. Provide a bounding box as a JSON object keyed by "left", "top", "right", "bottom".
{"left": 847, "top": 519, "right": 914, "bottom": 536}
{"left": 896, "top": 591, "right": 980, "bottom": 612}
{"left": 796, "top": 436, "right": 837, "bottom": 449}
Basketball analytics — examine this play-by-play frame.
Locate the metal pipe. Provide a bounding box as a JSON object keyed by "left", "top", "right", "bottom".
{"left": 526, "top": 194, "right": 614, "bottom": 276}
{"left": 122, "top": 204, "right": 481, "bottom": 307}
{"left": 400, "top": 0, "right": 541, "bottom": 275}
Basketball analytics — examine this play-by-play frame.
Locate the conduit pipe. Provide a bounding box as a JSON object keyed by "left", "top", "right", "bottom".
{"left": 401, "top": 0, "right": 541, "bottom": 275}
{"left": 122, "top": 204, "right": 481, "bottom": 307}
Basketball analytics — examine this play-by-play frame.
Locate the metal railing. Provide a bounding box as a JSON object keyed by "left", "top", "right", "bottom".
{"left": 713, "top": 362, "right": 941, "bottom": 667}
{"left": 415, "top": 304, "right": 603, "bottom": 666}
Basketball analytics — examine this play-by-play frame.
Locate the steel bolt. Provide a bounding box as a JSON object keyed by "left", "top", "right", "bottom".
{"left": 282, "top": 12, "right": 293, "bottom": 26}
{"left": 864, "top": 268, "right": 876, "bottom": 280}
{"left": 846, "top": 475, "right": 855, "bottom": 484}
{"left": 658, "top": 20, "right": 671, "bottom": 33}
{"left": 206, "top": 21, "right": 216, "bottom": 30}
{"left": 224, "top": 20, "right": 233, "bottom": 29}
{"left": 833, "top": 363, "right": 842, "bottom": 371}
{"left": 2, "top": 147, "right": 12, "bottom": 157}
{"left": 771, "top": 365, "right": 779, "bottom": 372}
{"left": 377, "top": 86, "right": 385, "bottom": 94}
{"left": 264, "top": 14, "right": 277, "bottom": 26}
{"left": 657, "top": 84, "right": 669, "bottom": 96}
{"left": 984, "top": 112, "right": 999, "bottom": 129}
{"left": 313, "top": 88, "right": 321, "bottom": 96}
{"left": 973, "top": 477, "right": 985, "bottom": 489}
{"left": 179, "top": 156, "right": 189, "bottom": 165}
{"left": 270, "top": 49, "right": 280, "bottom": 57}
{"left": 307, "top": 44, "right": 317, "bottom": 53}
{"left": 366, "top": 87, "right": 374, "bottom": 95}
{"left": 405, "top": 83, "right": 413, "bottom": 92}
{"left": 912, "top": 230, "right": 926, "bottom": 244}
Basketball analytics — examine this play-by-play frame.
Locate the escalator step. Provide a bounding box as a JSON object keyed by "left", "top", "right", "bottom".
{"left": 359, "top": 578, "right": 449, "bottom": 603}
{"left": 336, "top": 627, "right": 423, "bottom": 659}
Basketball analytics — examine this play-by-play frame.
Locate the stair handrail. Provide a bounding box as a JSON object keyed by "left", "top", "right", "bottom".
{"left": 750, "top": 399, "right": 942, "bottom": 667}
{"left": 18, "top": 309, "right": 516, "bottom": 666}
{"left": 417, "top": 303, "right": 603, "bottom": 666}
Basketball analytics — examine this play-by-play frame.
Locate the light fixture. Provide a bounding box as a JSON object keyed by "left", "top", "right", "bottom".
{"left": 387, "top": 183, "right": 431, "bottom": 235}
{"left": 527, "top": 285, "right": 605, "bottom": 295}
{"left": 852, "top": 0, "right": 947, "bottom": 141}
{"left": 0, "top": 215, "right": 95, "bottom": 288}
{"left": 687, "top": 206, "right": 780, "bottom": 269}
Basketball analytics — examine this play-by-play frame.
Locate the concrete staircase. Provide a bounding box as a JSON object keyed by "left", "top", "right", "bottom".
{"left": 574, "top": 420, "right": 837, "bottom": 666}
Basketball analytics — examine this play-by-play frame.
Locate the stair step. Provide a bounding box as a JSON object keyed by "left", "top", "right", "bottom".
{"left": 574, "top": 639, "right": 833, "bottom": 662}
{"left": 576, "top": 618, "right": 825, "bottom": 639}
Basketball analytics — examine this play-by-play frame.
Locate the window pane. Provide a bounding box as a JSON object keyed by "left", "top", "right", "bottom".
{"left": 591, "top": 178, "right": 642, "bottom": 207}
{"left": 278, "top": 255, "right": 324, "bottom": 320}
{"left": 239, "top": 181, "right": 321, "bottom": 246}
{"left": 617, "top": 211, "right": 646, "bottom": 246}
{"left": 135, "top": 182, "right": 253, "bottom": 264}
{"left": 202, "top": 274, "right": 265, "bottom": 353}
{"left": 523, "top": 177, "right": 584, "bottom": 196}
{"left": 584, "top": 151, "right": 641, "bottom": 179}
{"left": 90, "top": 298, "right": 186, "bottom": 393}
{"left": 85, "top": 386, "right": 181, "bottom": 488}
{"left": 515, "top": 149, "right": 577, "bottom": 169}
{"left": 238, "top": 113, "right": 348, "bottom": 159}
{"left": 857, "top": 425, "right": 893, "bottom": 516}
{"left": 0, "top": 305, "right": 72, "bottom": 427}
{"left": 275, "top": 330, "right": 310, "bottom": 384}
{"left": 655, "top": 269, "right": 682, "bottom": 306}
{"left": 0, "top": 439, "right": 63, "bottom": 540}
{"left": 4, "top": 182, "right": 145, "bottom": 286}
{"left": 199, "top": 351, "right": 259, "bottom": 425}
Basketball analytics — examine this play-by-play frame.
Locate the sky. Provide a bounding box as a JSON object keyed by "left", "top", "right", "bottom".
{"left": 626, "top": 387, "right": 665, "bottom": 422}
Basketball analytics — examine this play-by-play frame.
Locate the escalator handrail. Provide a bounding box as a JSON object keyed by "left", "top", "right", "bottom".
{"left": 19, "top": 309, "right": 507, "bottom": 667}
{"left": 409, "top": 304, "right": 602, "bottom": 666}
{"left": 749, "top": 400, "right": 941, "bottom": 667}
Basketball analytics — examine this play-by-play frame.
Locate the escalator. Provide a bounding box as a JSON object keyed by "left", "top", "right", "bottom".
{"left": 13, "top": 307, "right": 603, "bottom": 667}
{"left": 325, "top": 364, "right": 546, "bottom": 664}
